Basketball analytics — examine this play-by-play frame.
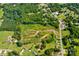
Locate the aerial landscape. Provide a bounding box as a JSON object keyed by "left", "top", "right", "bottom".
{"left": 0, "top": 3, "right": 79, "bottom": 56}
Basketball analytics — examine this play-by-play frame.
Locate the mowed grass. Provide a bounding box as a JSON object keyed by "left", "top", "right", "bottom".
{"left": 0, "top": 31, "right": 13, "bottom": 49}
{"left": 0, "top": 31, "right": 14, "bottom": 48}
{"left": 0, "top": 31, "right": 21, "bottom": 52}
{"left": 20, "top": 24, "right": 55, "bottom": 32}
{"left": 0, "top": 31, "right": 14, "bottom": 41}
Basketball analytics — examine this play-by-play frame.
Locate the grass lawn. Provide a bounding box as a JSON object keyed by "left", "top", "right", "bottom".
{"left": 0, "top": 31, "right": 14, "bottom": 49}
{"left": 0, "top": 31, "right": 14, "bottom": 41}
{"left": 0, "top": 31, "right": 21, "bottom": 52}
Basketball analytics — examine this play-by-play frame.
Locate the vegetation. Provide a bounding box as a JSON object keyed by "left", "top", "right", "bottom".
{"left": 0, "top": 3, "right": 79, "bottom": 56}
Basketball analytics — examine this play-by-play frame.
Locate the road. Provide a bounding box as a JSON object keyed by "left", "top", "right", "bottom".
{"left": 59, "top": 20, "right": 64, "bottom": 56}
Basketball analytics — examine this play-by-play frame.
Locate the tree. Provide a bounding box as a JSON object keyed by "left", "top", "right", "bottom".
{"left": 44, "top": 48, "right": 54, "bottom": 56}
